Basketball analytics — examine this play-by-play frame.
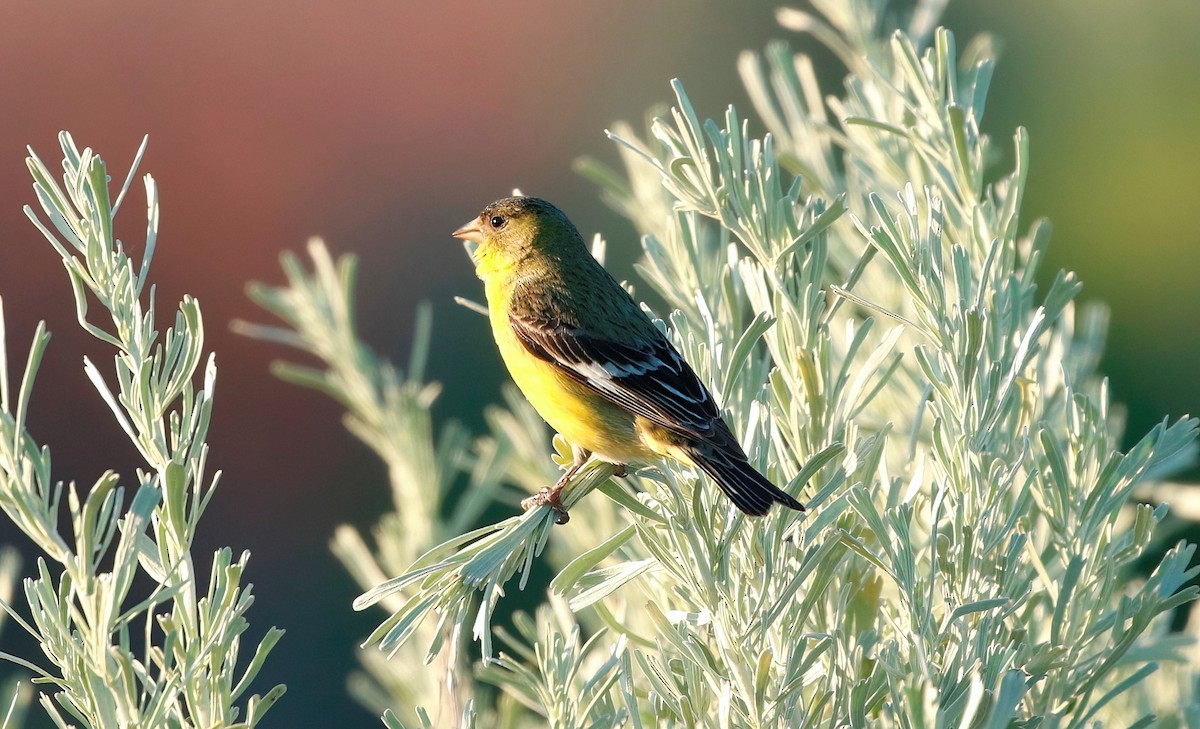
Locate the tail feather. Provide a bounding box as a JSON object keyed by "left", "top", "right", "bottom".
{"left": 685, "top": 443, "right": 805, "bottom": 516}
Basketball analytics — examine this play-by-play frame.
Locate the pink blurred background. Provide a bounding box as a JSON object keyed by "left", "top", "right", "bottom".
{"left": 0, "top": 1, "right": 1196, "bottom": 724}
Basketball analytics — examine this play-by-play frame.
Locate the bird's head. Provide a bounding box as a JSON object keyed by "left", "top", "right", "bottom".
{"left": 452, "top": 196, "right": 583, "bottom": 278}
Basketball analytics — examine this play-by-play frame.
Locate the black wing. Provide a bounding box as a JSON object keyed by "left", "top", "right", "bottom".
{"left": 509, "top": 311, "right": 722, "bottom": 441}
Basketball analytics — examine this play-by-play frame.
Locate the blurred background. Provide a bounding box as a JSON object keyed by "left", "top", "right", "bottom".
{"left": 0, "top": 0, "right": 1196, "bottom": 725}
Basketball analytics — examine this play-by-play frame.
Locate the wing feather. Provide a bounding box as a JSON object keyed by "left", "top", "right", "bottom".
{"left": 506, "top": 275, "right": 805, "bottom": 514}
{"left": 509, "top": 311, "right": 721, "bottom": 441}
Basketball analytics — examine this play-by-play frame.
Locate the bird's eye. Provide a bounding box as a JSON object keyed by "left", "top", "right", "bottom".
{"left": 489, "top": 215, "right": 506, "bottom": 229}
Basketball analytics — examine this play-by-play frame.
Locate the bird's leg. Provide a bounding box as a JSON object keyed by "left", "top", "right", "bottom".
{"left": 522, "top": 446, "right": 592, "bottom": 524}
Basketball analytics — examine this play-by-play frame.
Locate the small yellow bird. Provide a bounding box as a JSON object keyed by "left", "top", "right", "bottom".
{"left": 453, "top": 196, "right": 803, "bottom": 522}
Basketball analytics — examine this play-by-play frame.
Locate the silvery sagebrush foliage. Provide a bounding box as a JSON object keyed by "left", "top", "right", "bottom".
{"left": 245, "top": 1, "right": 1200, "bottom": 727}
{"left": 236, "top": 239, "right": 511, "bottom": 727}
{"left": 0, "top": 133, "right": 284, "bottom": 728}
{"left": 0, "top": 548, "right": 30, "bottom": 729}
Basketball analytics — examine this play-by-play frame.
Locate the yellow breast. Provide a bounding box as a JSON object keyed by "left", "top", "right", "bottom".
{"left": 484, "top": 274, "right": 653, "bottom": 465}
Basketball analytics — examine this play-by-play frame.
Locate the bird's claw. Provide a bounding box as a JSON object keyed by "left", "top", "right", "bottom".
{"left": 613, "top": 464, "right": 628, "bottom": 478}
{"left": 521, "top": 486, "right": 570, "bottom": 524}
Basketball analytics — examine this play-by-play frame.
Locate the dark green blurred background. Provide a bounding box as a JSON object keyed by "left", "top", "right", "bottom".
{"left": 0, "top": 1, "right": 1195, "bottom": 725}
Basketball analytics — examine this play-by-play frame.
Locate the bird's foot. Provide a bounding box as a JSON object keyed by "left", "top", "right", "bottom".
{"left": 613, "top": 464, "right": 628, "bottom": 478}
{"left": 521, "top": 485, "right": 570, "bottom": 524}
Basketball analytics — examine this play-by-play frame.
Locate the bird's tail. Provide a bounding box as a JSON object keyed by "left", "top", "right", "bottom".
{"left": 683, "top": 441, "right": 805, "bottom": 516}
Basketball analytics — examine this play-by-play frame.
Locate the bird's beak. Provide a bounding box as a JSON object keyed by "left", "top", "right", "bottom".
{"left": 452, "top": 218, "right": 485, "bottom": 244}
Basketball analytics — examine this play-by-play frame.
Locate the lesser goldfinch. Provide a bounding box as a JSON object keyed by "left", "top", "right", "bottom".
{"left": 453, "top": 196, "right": 803, "bottom": 522}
